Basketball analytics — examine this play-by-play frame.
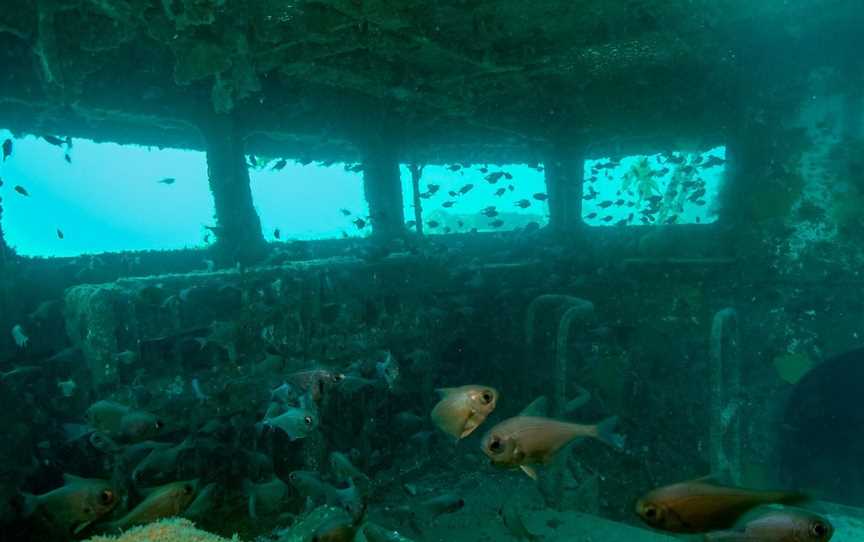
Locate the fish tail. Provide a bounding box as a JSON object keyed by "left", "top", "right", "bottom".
{"left": 594, "top": 416, "right": 625, "bottom": 449}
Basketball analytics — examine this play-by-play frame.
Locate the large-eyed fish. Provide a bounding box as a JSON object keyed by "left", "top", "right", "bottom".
{"left": 481, "top": 415, "right": 623, "bottom": 480}
{"left": 430, "top": 385, "right": 498, "bottom": 440}
{"left": 636, "top": 477, "right": 807, "bottom": 534}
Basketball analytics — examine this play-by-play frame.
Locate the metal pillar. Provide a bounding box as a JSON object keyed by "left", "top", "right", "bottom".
{"left": 198, "top": 114, "right": 267, "bottom": 267}
{"left": 361, "top": 140, "right": 405, "bottom": 240}
{"left": 408, "top": 164, "right": 424, "bottom": 235}
{"left": 544, "top": 146, "right": 585, "bottom": 233}
{"left": 709, "top": 307, "right": 743, "bottom": 484}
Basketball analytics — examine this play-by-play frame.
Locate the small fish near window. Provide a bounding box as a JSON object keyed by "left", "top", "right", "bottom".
{"left": 582, "top": 146, "right": 726, "bottom": 227}
{"left": 0, "top": 129, "right": 214, "bottom": 257}
{"left": 400, "top": 163, "right": 549, "bottom": 234}
{"left": 248, "top": 159, "right": 369, "bottom": 241}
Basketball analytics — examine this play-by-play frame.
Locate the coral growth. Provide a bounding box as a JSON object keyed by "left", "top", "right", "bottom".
{"left": 84, "top": 518, "right": 240, "bottom": 542}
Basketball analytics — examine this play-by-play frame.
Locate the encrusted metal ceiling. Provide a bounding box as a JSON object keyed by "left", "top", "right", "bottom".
{"left": 0, "top": 0, "right": 861, "bottom": 163}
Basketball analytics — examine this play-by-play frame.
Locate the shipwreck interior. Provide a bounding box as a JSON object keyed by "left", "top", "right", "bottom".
{"left": 1, "top": 1, "right": 864, "bottom": 541}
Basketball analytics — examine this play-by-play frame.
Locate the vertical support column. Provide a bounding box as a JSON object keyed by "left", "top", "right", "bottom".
{"left": 361, "top": 139, "right": 405, "bottom": 241}
{"left": 408, "top": 164, "right": 424, "bottom": 235}
{"left": 0, "top": 195, "right": 8, "bottom": 266}
{"left": 198, "top": 114, "right": 266, "bottom": 267}
{"left": 709, "top": 307, "right": 743, "bottom": 484}
{"left": 544, "top": 144, "right": 585, "bottom": 233}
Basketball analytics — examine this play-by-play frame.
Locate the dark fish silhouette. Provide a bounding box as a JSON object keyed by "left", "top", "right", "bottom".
{"left": 701, "top": 156, "right": 726, "bottom": 168}
{"left": 64, "top": 154, "right": 72, "bottom": 164}
{"left": 485, "top": 172, "right": 504, "bottom": 184}
{"left": 353, "top": 218, "right": 366, "bottom": 229}
{"left": 157, "top": 178, "right": 175, "bottom": 185}
{"left": 274, "top": 228, "right": 281, "bottom": 239}
{"left": 272, "top": 159, "right": 288, "bottom": 171}
{"left": 14, "top": 185, "right": 29, "bottom": 196}
{"left": 615, "top": 199, "right": 625, "bottom": 206}
{"left": 340, "top": 209, "right": 351, "bottom": 216}
{"left": 479, "top": 167, "right": 489, "bottom": 174}
{"left": 57, "top": 229, "right": 64, "bottom": 239}
{"left": 598, "top": 201, "right": 613, "bottom": 208}
{"left": 459, "top": 184, "right": 474, "bottom": 195}
{"left": 494, "top": 188, "right": 506, "bottom": 196}
{"left": 601, "top": 215, "right": 613, "bottom": 222}
{"left": 447, "top": 164, "right": 462, "bottom": 172}
{"left": 427, "top": 184, "right": 440, "bottom": 194}
{"left": 443, "top": 201, "right": 456, "bottom": 208}
{"left": 586, "top": 212, "right": 598, "bottom": 219}
{"left": 503, "top": 172, "right": 513, "bottom": 180}
{"left": 514, "top": 199, "right": 531, "bottom": 209}
{"left": 489, "top": 219, "right": 504, "bottom": 228}
{"left": 688, "top": 188, "right": 707, "bottom": 201}
{"left": 346, "top": 164, "right": 363, "bottom": 173}
{"left": 533, "top": 193, "right": 548, "bottom": 201}
{"left": 43, "top": 135, "right": 65, "bottom": 147}
{"left": 2, "top": 139, "right": 11, "bottom": 161}
{"left": 427, "top": 220, "right": 440, "bottom": 229}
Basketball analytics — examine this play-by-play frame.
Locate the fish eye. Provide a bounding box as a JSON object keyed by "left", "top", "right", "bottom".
{"left": 333, "top": 373, "right": 345, "bottom": 382}
{"left": 183, "top": 484, "right": 194, "bottom": 495}
{"left": 811, "top": 522, "right": 828, "bottom": 537}
{"left": 154, "top": 420, "right": 164, "bottom": 430}
{"left": 643, "top": 505, "right": 658, "bottom": 519}
{"left": 100, "top": 490, "right": 114, "bottom": 504}
{"left": 488, "top": 437, "right": 502, "bottom": 453}
{"left": 481, "top": 392, "right": 492, "bottom": 404}
{"left": 304, "top": 415, "right": 313, "bottom": 425}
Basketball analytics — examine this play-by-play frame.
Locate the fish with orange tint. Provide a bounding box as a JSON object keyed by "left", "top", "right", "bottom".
{"left": 481, "top": 415, "right": 623, "bottom": 480}
{"left": 705, "top": 509, "right": 833, "bottom": 542}
{"left": 635, "top": 477, "right": 807, "bottom": 534}
{"left": 21, "top": 474, "right": 118, "bottom": 535}
{"left": 288, "top": 369, "right": 345, "bottom": 402}
{"left": 430, "top": 385, "right": 498, "bottom": 440}
{"left": 101, "top": 480, "right": 198, "bottom": 532}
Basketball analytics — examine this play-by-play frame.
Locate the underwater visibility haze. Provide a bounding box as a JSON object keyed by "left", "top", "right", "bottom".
{"left": 1, "top": 2, "right": 864, "bottom": 542}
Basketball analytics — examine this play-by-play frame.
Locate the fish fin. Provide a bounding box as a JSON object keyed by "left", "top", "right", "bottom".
{"left": 594, "top": 416, "right": 625, "bottom": 449}
{"left": 777, "top": 491, "right": 810, "bottom": 505}
{"left": 520, "top": 465, "right": 538, "bottom": 480}
{"left": 703, "top": 532, "right": 748, "bottom": 542}
{"left": 248, "top": 491, "right": 258, "bottom": 519}
{"left": 73, "top": 520, "right": 94, "bottom": 536}
{"left": 62, "top": 473, "right": 87, "bottom": 485}
{"left": 519, "top": 396, "right": 549, "bottom": 417}
{"left": 63, "top": 423, "right": 92, "bottom": 442}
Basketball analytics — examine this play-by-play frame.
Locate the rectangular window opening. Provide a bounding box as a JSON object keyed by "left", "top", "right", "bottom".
{"left": 400, "top": 164, "right": 550, "bottom": 234}
{"left": 582, "top": 146, "right": 726, "bottom": 227}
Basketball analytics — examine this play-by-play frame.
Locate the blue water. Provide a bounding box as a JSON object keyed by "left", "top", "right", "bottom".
{"left": 0, "top": 129, "right": 722, "bottom": 257}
